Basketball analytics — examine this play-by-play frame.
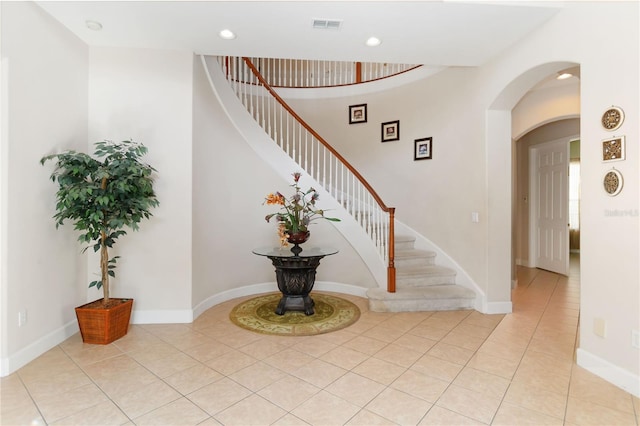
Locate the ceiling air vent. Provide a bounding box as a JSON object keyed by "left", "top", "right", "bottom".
{"left": 312, "top": 19, "right": 342, "bottom": 30}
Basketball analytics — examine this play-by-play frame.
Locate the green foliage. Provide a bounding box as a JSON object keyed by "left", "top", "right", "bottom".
{"left": 88, "top": 257, "right": 120, "bottom": 290}
{"left": 41, "top": 140, "right": 159, "bottom": 295}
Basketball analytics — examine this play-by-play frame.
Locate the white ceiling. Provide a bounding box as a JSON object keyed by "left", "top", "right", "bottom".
{"left": 35, "top": 0, "right": 564, "bottom": 67}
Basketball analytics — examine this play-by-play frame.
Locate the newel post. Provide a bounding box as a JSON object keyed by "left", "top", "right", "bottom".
{"left": 387, "top": 207, "right": 396, "bottom": 293}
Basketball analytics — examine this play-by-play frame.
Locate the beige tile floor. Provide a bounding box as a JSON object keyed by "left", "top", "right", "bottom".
{"left": 2, "top": 256, "right": 639, "bottom": 425}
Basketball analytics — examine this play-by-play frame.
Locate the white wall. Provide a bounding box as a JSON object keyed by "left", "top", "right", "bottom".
{"left": 572, "top": 6, "right": 639, "bottom": 394}
{"left": 286, "top": 66, "right": 490, "bottom": 292}
{"left": 490, "top": 2, "right": 638, "bottom": 394}
{"left": 191, "top": 54, "right": 285, "bottom": 305}
{"left": 88, "top": 47, "right": 194, "bottom": 322}
{"left": 512, "top": 81, "right": 580, "bottom": 140}
{"left": 1, "top": 1, "right": 88, "bottom": 374}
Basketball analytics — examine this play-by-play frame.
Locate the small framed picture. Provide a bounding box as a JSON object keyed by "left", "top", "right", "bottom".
{"left": 414, "top": 137, "right": 432, "bottom": 160}
{"left": 381, "top": 120, "right": 400, "bottom": 142}
{"left": 349, "top": 104, "right": 367, "bottom": 124}
{"left": 602, "top": 135, "right": 625, "bottom": 162}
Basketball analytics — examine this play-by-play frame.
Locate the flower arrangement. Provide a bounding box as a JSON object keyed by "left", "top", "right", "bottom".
{"left": 264, "top": 172, "right": 340, "bottom": 245}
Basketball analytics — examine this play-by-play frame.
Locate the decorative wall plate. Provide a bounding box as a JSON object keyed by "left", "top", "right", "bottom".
{"left": 602, "top": 136, "right": 625, "bottom": 162}
{"left": 603, "top": 169, "right": 623, "bottom": 196}
{"left": 601, "top": 106, "right": 624, "bottom": 131}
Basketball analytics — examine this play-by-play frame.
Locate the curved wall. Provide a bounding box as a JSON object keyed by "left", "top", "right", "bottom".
{"left": 190, "top": 56, "right": 378, "bottom": 315}
{"left": 512, "top": 82, "right": 580, "bottom": 140}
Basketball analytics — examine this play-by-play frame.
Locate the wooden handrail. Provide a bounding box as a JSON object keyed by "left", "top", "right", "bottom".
{"left": 243, "top": 58, "right": 391, "bottom": 213}
{"left": 241, "top": 57, "right": 396, "bottom": 292}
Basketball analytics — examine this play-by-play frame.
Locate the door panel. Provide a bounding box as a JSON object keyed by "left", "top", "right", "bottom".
{"left": 533, "top": 141, "right": 569, "bottom": 275}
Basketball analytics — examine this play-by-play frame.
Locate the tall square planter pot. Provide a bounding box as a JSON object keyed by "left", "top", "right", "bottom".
{"left": 75, "top": 298, "right": 133, "bottom": 344}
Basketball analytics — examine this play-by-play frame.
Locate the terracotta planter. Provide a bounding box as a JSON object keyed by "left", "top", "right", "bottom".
{"left": 75, "top": 298, "right": 133, "bottom": 344}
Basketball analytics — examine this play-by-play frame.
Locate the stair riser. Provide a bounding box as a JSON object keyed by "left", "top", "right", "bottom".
{"left": 395, "top": 256, "right": 436, "bottom": 268}
{"left": 394, "top": 240, "right": 416, "bottom": 251}
{"left": 397, "top": 275, "right": 457, "bottom": 286}
{"left": 369, "top": 298, "right": 474, "bottom": 312}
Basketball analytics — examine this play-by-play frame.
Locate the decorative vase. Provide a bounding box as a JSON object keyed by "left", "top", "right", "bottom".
{"left": 286, "top": 230, "right": 310, "bottom": 245}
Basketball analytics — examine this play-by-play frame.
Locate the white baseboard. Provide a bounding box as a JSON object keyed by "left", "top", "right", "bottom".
{"left": 192, "top": 282, "right": 276, "bottom": 320}
{"left": 192, "top": 281, "right": 369, "bottom": 321}
{"left": 131, "top": 309, "right": 194, "bottom": 324}
{"left": 314, "top": 281, "right": 369, "bottom": 297}
{"left": 577, "top": 348, "right": 640, "bottom": 398}
{"left": 1, "top": 320, "right": 78, "bottom": 377}
{"left": 482, "top": 300, "right": 513, "bottom": 314}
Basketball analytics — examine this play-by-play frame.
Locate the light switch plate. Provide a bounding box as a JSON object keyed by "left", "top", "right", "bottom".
{"left": 593, "top": 318, "right": 606, "bottom": 338}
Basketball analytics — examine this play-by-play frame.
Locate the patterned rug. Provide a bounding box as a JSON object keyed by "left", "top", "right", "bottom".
{"left": 229, "top": 292, "right": 361, "bottom": 336}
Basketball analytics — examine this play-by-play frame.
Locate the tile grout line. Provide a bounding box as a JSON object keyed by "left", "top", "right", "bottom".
{"left": 489, "top": 270, "right": 569, "bottom": 424}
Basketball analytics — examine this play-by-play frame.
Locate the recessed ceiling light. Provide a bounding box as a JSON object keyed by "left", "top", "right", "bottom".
{"left": 365, "top": 37, "right": 381, "bottom": 47}
{"left": 219, "top": 29, "right": 236, "bottom": 40}
{"left": 557, "top": 72, "right": 573, "bottom": 80}
{"left": 85, "top": 20, "right": 103, "bottom": 31}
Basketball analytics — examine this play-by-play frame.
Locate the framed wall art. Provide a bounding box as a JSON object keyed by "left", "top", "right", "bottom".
{"left": 381, "top": 120, "right": 400, "bottom": 142}
{"left": 349, "top": 104, "right": 367, "bottom": 124}
{"left": 414, "top": 137, "right": 432, "bottom": 160}
{"left": 601, "top": 106, "right": 624, "bottom": 131}
{"left": 602, "top": 136, "right": 625, "bottom": 162}
{"left": 603, "top": 169, "right": 623, "bottom": 196}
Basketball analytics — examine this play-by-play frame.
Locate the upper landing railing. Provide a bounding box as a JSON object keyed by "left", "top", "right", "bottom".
{"left": 233, "top": 57, "right": 421, "bottom": 88}
{"left": 217, "top": 56, "right": 398, "bottom": 292}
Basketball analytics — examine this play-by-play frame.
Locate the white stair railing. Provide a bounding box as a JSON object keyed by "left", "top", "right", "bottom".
{"left": 217, "top": 56, "right": 396, "bottom": 292}
{"left": 225, "top": 57, "right": 420, "bottom": 88}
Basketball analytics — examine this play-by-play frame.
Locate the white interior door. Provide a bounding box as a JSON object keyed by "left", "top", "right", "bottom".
{"left": 530, "top": 139, "right": 569, "bottom": 275}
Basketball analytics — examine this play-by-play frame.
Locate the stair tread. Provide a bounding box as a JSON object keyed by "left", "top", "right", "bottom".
{"left": 367, "top": 284, "right": 475, "bottom": 300}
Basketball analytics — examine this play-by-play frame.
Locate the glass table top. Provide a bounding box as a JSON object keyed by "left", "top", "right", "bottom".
{"left": 252, "top": 246, "right": 338, "bottom": 258}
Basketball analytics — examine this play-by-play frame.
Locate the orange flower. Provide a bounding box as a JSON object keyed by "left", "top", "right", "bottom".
{"left": 265, "top": 192, "right": 285, "bottom": 205}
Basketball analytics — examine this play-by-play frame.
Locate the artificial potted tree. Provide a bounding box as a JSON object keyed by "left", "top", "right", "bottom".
{"left": 41, "top": 139, "right": 159, "bottom": 344}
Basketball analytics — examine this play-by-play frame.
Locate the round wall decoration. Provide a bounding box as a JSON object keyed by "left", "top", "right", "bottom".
{"left": 601, "top": 106, "right": 624, "bottom": 131}
{"left": 603, "top": 169, "right": 623, "bottom": 196}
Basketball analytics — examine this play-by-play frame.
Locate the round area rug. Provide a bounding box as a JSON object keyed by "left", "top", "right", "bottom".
{"left": 229, "top": 292, "right": 360, "bottom": 336}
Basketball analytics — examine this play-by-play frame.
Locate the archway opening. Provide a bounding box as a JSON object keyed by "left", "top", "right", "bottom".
{"left": 485, "top": 61, "right": 580, "bottom": 310}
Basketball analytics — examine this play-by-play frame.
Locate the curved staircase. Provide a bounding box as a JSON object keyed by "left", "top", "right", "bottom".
{"left": 367, "top": 234, "right": 475, "bottom": 312}
{"left": 203, "top": 55, "right": 478, "bottom": 313}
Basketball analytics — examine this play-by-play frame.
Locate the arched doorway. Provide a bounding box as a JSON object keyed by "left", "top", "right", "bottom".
{"left": 485, "top": 61, "right": 579, "bottom": 310}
